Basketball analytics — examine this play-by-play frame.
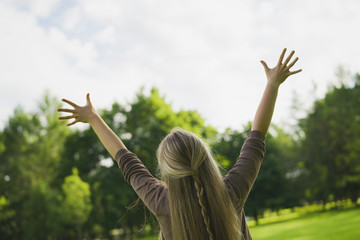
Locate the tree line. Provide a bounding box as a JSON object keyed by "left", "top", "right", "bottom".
{"left": 0, "top": 73, "right": 359, "bottom": 239}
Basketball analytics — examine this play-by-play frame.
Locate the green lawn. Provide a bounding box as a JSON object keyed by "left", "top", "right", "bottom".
{"left": 137, "top": 207, "right": 360, "bottom": 240}
{"left": 249, "top": 208, "right": 360, "bottom": 239}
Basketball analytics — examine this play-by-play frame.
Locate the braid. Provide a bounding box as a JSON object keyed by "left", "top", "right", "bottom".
{"left": 192, "top": 172, "right": 215, "bottom": 240}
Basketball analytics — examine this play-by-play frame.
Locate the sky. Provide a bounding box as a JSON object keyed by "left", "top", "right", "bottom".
{"left": 1, "top": 0, "right": 359, "bottom": 132}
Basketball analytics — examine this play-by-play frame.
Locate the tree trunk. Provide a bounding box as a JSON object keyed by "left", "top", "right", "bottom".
{"left": 253, "top": 210, "right": 259, "bottom": 225}
{"left": 76, "top": 224, "right": 82, "bottom": 240}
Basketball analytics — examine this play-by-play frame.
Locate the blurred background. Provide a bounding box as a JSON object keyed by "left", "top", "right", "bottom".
{"left": 0, "top": 0, "right": 359, "bottom": 239}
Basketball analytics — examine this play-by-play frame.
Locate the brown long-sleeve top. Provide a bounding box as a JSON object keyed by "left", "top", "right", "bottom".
{"left": 115, "top": 130, "right": 266, "bottom": 240}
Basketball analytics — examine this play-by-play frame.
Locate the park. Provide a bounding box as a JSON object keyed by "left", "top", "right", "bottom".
{"left": 1, "top": 1, "right": 359, "bottom": 239}
{"left": 1, "top": 74, "right": 360, "bottom": 239}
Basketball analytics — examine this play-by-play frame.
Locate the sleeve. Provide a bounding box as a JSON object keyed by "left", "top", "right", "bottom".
{"left": 223, "top": 130, "right": 266, "bottom": 207}
{"left": 115, "top": 149, "right": 167, "bottom": 215}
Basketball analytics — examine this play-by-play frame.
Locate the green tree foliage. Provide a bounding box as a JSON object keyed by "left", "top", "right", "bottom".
{"left": 0, "top": 93, "right": 70, "bottom": 239}
{"left": 213, "top": 127, "right": 248, "bottom": 173}
{"left": 61, "top": 168, "right": 92, "bottom": 240}
{"left": 22, "top": 182, "right": 62, "bottom": 240}
{"left": 0, "top": 195, "right": 16, "bottom": 237}
{"left": 300, "top": 73, "right": 360, "bottom": 204}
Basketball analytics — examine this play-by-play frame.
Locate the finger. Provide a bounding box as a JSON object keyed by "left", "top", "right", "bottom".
{"left": 67, "top": 120, "right": 79, "bottom": 126}
{"left": 277, "top": 48, "right": 287, "bottom": 66}
{"left": 260, "top": 60, "right": 269, "bottom": 71}
{"left": 283, "top": 50, "right": 295, "bottom": 66}
{"left": 57, "top": 108, "right": 75, "bottom": 113}
{"left": 288, "top": 69, "right": 302, "bottom": 76}
{"left": 62, "top": 98, "right": 79, "bottom": 108}
{"left": 86, "top": 93, "right": 92, "bottom": 106}
{"left": 58, "top": 115, "right": 75, "bottom": 120}
{"left": 285, "top": 57, "right": 299, "bottom": 71}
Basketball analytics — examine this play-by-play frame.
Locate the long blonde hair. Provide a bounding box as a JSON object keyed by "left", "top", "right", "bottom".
{"left": 157, "top": 128, "right": 242, "bottom": 240}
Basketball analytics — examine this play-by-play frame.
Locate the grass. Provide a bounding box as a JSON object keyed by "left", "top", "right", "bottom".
{"left": 249, "top": 207, "right": 360, "bottom": 239}
{"left": 136, "top": 203, "right": 360, "bottom": 240}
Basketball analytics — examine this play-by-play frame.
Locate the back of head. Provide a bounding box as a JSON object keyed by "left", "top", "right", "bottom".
{"left": 157, "top": 128, "right": 242, "bottom": 240}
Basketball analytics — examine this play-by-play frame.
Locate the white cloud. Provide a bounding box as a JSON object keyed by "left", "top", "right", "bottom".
{"left": 78, "top": 0, "right": 126, "bottom": 23}
{"left": 48, "top": 27, "right": 98, "bottom": 69}
{"left": 1, "top": 0, "right": 60, "bottom": 18}
{"left": 29, "top": 0, "right": 60, "bottom": 18}
{"left": 0, "top": 3, "right": 101, "bottom": 128}
{"left": 61, "top": 6, "right": 82, "bottom": 31}
{"left": 94, "top": 26, "right": 116, "bottom": 44}
{"left": 0, "top": 0, "right": 359, "bottom": 131}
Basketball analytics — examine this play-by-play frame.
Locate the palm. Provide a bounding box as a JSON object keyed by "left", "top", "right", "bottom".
{"left": 261, "top": 48, "right": 302, "bottom": 87}
{"left": 57, "top": 93, "right": 95, "bottom": 126}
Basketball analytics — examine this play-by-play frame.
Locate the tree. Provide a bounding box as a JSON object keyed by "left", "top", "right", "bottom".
{"left": 61, "top": 168, "right": 92, "bottom": 240}
{"left": 0, "top": 195, "right": 16, "bottom": 238}
{"left": 0, "top": 93, "right": 69, "bottom": 239}
{"left": 22, "top": 182, "right": 62, "bottom": 240}
{"left": 300, "top": 73, "right": 360, "bottom": 204}
{"left": 212, "top": 127, "right": 248, "bottom": 174}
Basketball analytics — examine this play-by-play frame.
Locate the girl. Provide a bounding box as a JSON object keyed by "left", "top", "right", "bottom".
{"left": 58, "top": 48, "right": 301, "bottom": 240}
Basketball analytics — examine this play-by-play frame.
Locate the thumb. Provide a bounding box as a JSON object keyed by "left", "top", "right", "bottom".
{"left": 260, "top": 60, "right": 269, "bottom": 71}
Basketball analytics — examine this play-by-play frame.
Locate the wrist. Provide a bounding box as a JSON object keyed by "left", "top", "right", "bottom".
{"left": 88, "top": 111, "right": 100, "bottom": 125}
{"left": 266, "top": 81, "right": 280, "bottom": 90}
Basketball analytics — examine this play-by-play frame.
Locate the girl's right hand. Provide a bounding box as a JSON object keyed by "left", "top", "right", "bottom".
{"left": 57, "top": 93, "right": 97, "bottom": 126}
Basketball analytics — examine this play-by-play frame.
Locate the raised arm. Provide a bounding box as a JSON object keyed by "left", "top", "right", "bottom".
{"left": 251, "top": 48, "right": 302, "bottom": 135}
{"left": 57, "top": 93, "right": 126, "bottom": 158}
